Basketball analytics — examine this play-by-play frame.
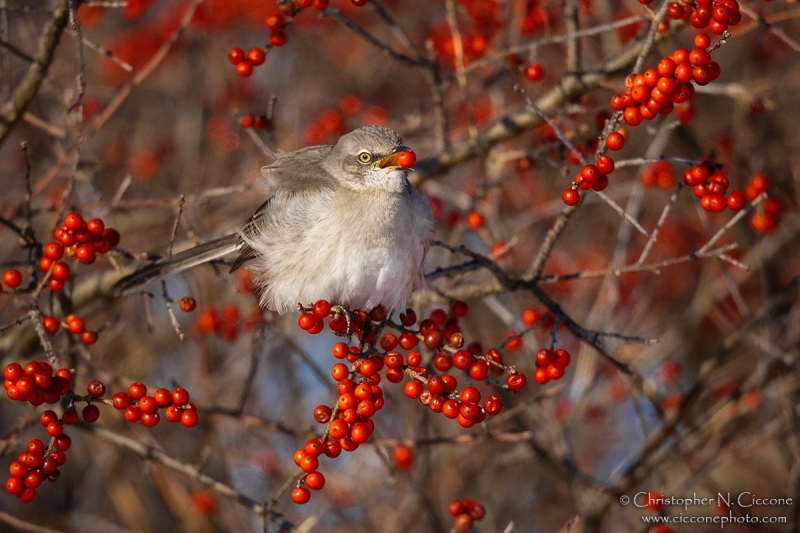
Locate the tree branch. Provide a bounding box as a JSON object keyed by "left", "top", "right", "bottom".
{"left": 0, "top": 0, "right": 69, "bottom": 147}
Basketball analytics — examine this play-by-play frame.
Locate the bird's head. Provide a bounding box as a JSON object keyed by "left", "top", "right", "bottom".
{"left": 324, "top": 126, "right": 415, "bottom": 194}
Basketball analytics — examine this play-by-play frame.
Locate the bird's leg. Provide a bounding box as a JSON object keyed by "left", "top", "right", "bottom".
{"left": 330, "top": 304, "right": 355, "bottom": 344}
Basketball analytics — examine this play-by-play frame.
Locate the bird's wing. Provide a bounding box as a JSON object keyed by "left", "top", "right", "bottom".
{"left": 260, "top": 145, "right": 337, "bottom": 192}
{"left": 232, "top": 146, "right": 339, "bottom": 271}
{"left": 230, "top": 198, "right": 270, "bottom": 272}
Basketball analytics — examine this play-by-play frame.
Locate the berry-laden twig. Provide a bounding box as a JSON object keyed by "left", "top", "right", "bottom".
{"left": 3, "top": 362, "right": 199, "bottom": 503}
{"left": 281, "top": 296, "right": 577, "bottom": 505}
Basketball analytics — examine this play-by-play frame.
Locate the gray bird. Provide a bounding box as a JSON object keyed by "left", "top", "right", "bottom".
{"left": 112, "top": 126, "right": 435, "bottom": 313}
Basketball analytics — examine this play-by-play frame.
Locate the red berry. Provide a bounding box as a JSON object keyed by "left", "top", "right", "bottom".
{"left": 80, "top": 331, "right": 98, "bottom": 345}
{"left": 103, "top": 228, "right": 121, "bottom": 247}
{"left": 298, "top": 312, "right": 316, "bottom": 331}
{"left": 483, "top": 395, "right": 503, "bottom": 415}
{"left": 6, "top": 477, "right": 24, "bottom": 494}
{"left": 61, "top": 409, "right": 78, "bottom": 426}
{"left": 154, "top": 387, "right": 172, "bottom": 406}
{"left": 606, "top": 132, "right": 625, "bottom": 151}
{"left": 270, "top": 29, "right": 288, "bottom": 47}
{"left": 139, "top": 395, "right": 158, "bottom": 413}
{"left": 141, "top": 412, "right": 160, "bottom": 427}
{"left": 397, "top": 150, "right": 416, "bottom": 168}
{"left": 179, "top": 297, "right": 197, "bottom": 312}
{"left": 172, "top": 387, "right": 190, "bottom": 406}
{"left": 42, "top": 316, "right": 60, "bottom": 334}
{"left": 87, "top": 379, "right": 106, "bottom": 398}
{"left": 129, "top": 382, "right": 147, "bottom": 400}
{"left": 112, "top": 392, "right": 131, "bottom": 409}
{"left": 181, "top": 409, "right": 199, "bottom": 427}
{"left": 533, "top": 368, "right": 550, "bottom": 384}
{"left": 562, "top": 188, "right": 580, "bottom": 206}
{"left": 51, "top": 262, "right": 70, "bottom": 280}
{"left": 124, "top": 406, "right": 141, "bottom": 422}
{"left": 247, "top": 48, "right": 265, "bottom": 66}
{"left": 524, "top": 62, "right": 544, "bottom": 81}
{"left": 469, "top": 361, "right": 488, "bottom": 380}
{"left": 164, "top": 405, "right": 182, "bottom": 422}
{"left": 546, "top": 363, "right": 564, "bottom": 380}
{"left": 465, "top": 211, "right": 484, "bottom": 230}
{"left": 291, "top": 487, "right": 311, "bottom": 504}
{"left": 596, "top": 155, "right": 615, "bottom": 174}
{"left": 694, "top": 33, "right": 711, "bottom": 48}
{"left": 265, "top": 13, "right": 283, "bottom": 30}
{"left": 82, "top": 404, "right": 100, "bottom": 423}
{"left": 43, "top": 242, "right": 64, "bottom": 260}
{"left": 506, "top": 372, "right": 527, "bottom": 390}
{"left": 305, "top": 471, "right": 325, "bottom": 490}
{"left": 312, "top": 299, "right": 331, "bottom": 319}
{"left": 2, "top": 269, "right": 22, "bottom": 288}
{"left": 235, "top": 61, "right": 253, "bottom": 78}
{"left": 63, "top": 212, "right": 84, "bottom": 231}
{"left": 86, "top": 218, "right": 105, "bottom": 235}
{"left": 228, "top": 47, "right": 245, "bottom": 64}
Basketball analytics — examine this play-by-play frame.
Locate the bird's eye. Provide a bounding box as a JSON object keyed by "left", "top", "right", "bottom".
{"left": 358, "top": 152, "right": 372, "bottom": 164}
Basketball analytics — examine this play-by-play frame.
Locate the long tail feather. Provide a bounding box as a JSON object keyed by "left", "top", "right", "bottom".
{"left": 111, "top": 234, "right": 241, "bottom": 296}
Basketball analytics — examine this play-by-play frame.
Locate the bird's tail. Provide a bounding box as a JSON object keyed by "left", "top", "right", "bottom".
{"left": 111, "top": 234, "right": 241, "bottom": 296}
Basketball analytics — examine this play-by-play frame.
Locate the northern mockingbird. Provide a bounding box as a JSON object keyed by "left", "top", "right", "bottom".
{"left": 112, "top": 126, "right": 435, "bottom": 313}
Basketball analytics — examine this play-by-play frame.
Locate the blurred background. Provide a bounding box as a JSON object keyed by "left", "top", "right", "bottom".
{"left": 1, "top": 0, "right": 799, "bottom": 531}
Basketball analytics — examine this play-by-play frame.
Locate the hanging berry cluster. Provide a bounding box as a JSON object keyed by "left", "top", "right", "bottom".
{"left": 0, "top": 212, "right": 118, "bottom": 296}
{"left": 681, "top": 161, "right": 745, "bottom": 213}
{"left": 195, "top": 303, "right": 263, "bottom": 342}
{"left": 4, "top": 361, "right": 71, "bottom": 405}
{"left": 744, "top": 173, "right": 780, "bottom": 233}
{"left": 40, "top": 313, "right": 99, "bottom": 346}
{"left": 109, "top": 383, "right": 199, "bottom": 428}
{"left": 561, "top": 10, "right": 745, "bottom": 209}
{"left": 4, "top": 362, "right": 198, "bottom": 503}
{"left": 239, "top": 114, "right": 269, "bottom": 129}
{"left": 666, "top": 0, "right": 741, "bottom": 33}
{"left": 228, "top": 0, "right": 373, "bottom": 80}
{"left": 286, "top": 296, "right": 572, "bottom": 505}
{"left": 448, "top": 498, "right": 487, "bottom": 532}
{"left": 610, "top": 33, "right": 724, "bottom": 128}
{"left": 5, "top": 435, "right": 70, "bottom": 503}
{"left": 44, "top": 211, "right": 120, "bottom": 292}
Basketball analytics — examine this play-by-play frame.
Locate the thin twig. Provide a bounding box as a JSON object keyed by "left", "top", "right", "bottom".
{"left": 0, "top": 0, "right": 70, "bottom": 147}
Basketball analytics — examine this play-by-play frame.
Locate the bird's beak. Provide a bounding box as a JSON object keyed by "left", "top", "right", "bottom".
{"left": 375, "top": 152, "right": 401, "bottom": 169}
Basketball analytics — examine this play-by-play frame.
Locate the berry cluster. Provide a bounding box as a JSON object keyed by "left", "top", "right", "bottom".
{"left": 41, "top": 313, "right": 99, "bottom": 346}
{"left": 44, "top": 212, "right": 120, "bottom": 292}
{"left": 448, "top": 498, "right": 487, "bottom": 532}
{"left": 4, "top": 362, "right": 71, "bottom": 405}
{"left": 288, "top": 298, "right": 572, "bottom": 504}
{"left": 681, "top": 162, "right": 745, "bottom": 212}
{"left": 562, "top": 154, "right": 617, "bottom": 205}
{"left": 109, "top": 383, "right": 199, "bottom": 428}
{"left": 744, "top": 173, "right": 780, "bottom": 233}
{"left": 4, "top": 365, "right": 198, "bottom": 503}
{"left": 228, "top": 47, "right": 266, "bottom": 78}
{"left": 666, "top": 0, "right": 741, "bottom": 34}
{"left": 640, "top": 161, "right": 676, "bottom": 190}
{"left": 532, "top": 348, "right": 571, "bottom": 384}
{"left": 611, "top": 35, "right": 720, "bottom": 127}
{"left": 5, "top": 435, "right": 70, "bottom": 503}
{"left": 304, "top": 102, "right": 391, "bottom": 144}
{"left": 196, "top": 304, "right": 263, "bottom": 342}
{"left": 239, "top": 114, "right": 269, "bottom": 129}
{"left": 230, "top": 0, "right": 370, "bottom": 79}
